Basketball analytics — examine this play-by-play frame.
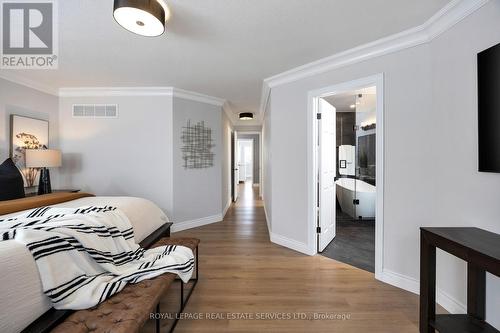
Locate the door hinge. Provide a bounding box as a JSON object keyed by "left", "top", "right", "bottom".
{"left": 317, "top": 113, "right": 322, "bottom": 120}
{"left": 317, "top": 226, "right": 321, "bottom": 233}
{"left": 353, "top": 199, "right": 360, "bottom": 205}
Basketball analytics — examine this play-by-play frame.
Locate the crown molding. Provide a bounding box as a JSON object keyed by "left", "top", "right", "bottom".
{"left": 222, "top": 102, "right": 237, "bottom": 126}
{"left": 258, "top": 82, "right": 271, "bottom": 121}
{"left": 262, "top": 0, "right": 488, "bottom": 90}
{"left": 58, "top": 86, "right": 226, "bottom": 107}
{"left": 172, "top": 87, "right": 225, "bottom": 107}
{"left": 0, "top": 72, "right": 59, "bottom": 96}
{"left": 58, "top": 87, "right": 174, "bottom": 97}
{"left": 0, "top": 74, "right": 225, "bottom": 107}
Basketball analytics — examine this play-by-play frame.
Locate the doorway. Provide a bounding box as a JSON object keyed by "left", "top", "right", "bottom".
{"left": 308, "top": 74, "right": 384, "bottom": 277}
{"left": 237, "top": 139, "right": 254, "bottom": 184}
{"left": 232, "top": 132, "right": 262, "bottom": 203}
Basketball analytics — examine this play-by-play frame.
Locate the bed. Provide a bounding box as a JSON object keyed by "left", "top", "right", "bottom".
{"left": 0, "top": 193, "right": 170, "bottom": 333}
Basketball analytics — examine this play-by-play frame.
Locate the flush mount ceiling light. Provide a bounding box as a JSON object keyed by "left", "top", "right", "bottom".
{"left": 113, "top": 0, "right": 170, "bottom": 37}
{"left": 239, "top": 112, "right": 254, "bottom": 120}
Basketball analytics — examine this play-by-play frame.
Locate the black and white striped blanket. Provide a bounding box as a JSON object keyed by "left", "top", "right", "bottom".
{"left": 0, "top": 206, "right": 194, "bottom": 310}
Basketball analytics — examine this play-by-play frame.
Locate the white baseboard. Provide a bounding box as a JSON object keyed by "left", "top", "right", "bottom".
{"left": 171, "top": 214, "right": 222, "bottom": 233}
{"left": 377, "top": 269, "right": 466, "bottom": 314}
{"left": 270, "top": 232, "right": 315, "bottom": 256}
{"left": 376, "top": 269, "right": 419, "bottom": 294}
{"left": 263, "top": 205, "right": 270, "bottom": 232}
{"left": 436, "top": 288, "right": 467, "bottom": 314}
{"left": 223, "top": 198, "right": 232, "bottom": 218}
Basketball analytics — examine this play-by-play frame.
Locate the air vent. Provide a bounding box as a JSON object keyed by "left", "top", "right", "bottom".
{"left": 72, "top": 104, "right": 118, "bottom": 118}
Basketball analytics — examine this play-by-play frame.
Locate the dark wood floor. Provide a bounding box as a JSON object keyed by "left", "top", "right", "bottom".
{"left": 321, "top": 209, "right": 375, "bottom": 272}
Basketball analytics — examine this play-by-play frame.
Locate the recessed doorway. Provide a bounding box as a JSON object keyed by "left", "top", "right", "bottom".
{"left": 308, "top": 74, "right": 384, "bottom": 277}
{"left": 232, "top": 131, "right": 262, "bottom": 204}
{"left": 321, "top": 88, "right": 377, "bottom": 272}
{"left": 237, "top": 139, "right": 254, "bottom": 184}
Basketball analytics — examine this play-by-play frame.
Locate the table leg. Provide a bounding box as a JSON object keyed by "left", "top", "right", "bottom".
{"left": 420, "top": 230, "right": 436, "bottom": 333}
{"left": 467, "top": 263, "right": 486, "bottom": 320}
{"left": 155, "top": 303, "right": 160, "bottom": 333}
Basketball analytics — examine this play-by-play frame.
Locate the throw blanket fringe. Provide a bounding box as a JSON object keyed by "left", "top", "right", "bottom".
{"left": 0, "top": 206, "right": 193, "bottom": 310}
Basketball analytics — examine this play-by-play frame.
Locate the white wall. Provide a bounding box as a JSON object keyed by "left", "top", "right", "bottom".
{"left": 58, "top": 95, "right": 174, "bottom": 216}
{"left": 172, "top": 97, "right": 222, "bottom": 223}
{"left": 431, "top": 2, "right": 500, "bottom": 325}
{"left": 234, "top": 125, "right": 262, "bottom": 132}
{"left": 0, "top": 78, "right": 60, "bottom": 185}
{"left": 264, "top": 1, "right": 500, "bottom": 327}
{"left": 262, "top": 95, "right": 272, "bottom": 229}
{"left": 59, "top": 94, "right": 226, "bottom": 227}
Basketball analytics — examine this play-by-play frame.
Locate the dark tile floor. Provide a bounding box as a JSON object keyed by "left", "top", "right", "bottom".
{"left": 321, "top": 209, "right": 375, "bottom": 273}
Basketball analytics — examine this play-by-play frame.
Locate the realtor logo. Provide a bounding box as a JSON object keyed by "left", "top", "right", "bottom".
{"left": 1, "top": 0, "right": 58, "bottom": 69}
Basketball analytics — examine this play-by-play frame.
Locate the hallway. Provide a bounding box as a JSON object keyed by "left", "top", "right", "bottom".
{"left": 166, "top": 182, "right": 421, "bottom": 332}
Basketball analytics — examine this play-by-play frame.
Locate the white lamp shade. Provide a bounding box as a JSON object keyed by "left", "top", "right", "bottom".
{"left": 25, "top": 149, "right": 62, "bottom": 168}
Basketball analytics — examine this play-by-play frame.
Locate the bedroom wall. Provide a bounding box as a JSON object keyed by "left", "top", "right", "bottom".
{"left": 171, "top": 97, "right": 223, "bottom": 225}
{"left": 0, "top": 78, "right": 60, "bottom": 185}
{"left": 58, "top": 95, "right": 174, "bottom": 216}
{"left": 264, "top": 1, "right": 500, "bottom": 327}
{"left": 430, "top": 2, "right": 500, "bottom": 327}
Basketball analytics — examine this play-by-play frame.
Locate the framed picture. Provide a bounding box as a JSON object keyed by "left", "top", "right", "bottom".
{"left": 10, "top": 115, "right": 49, "bottom": 187}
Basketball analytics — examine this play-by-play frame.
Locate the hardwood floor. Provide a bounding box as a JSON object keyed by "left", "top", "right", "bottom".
{"left": 162, "top": 182, "right": 421, "bottom": 332}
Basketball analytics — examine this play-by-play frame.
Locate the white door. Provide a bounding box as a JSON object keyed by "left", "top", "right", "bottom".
{"left": 318, "top": 99, "right": 336, "bottom": 252}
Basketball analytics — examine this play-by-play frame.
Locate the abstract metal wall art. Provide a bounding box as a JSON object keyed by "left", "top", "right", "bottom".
{"left": 181, "top": 120, "right": 215, "bottom": 169}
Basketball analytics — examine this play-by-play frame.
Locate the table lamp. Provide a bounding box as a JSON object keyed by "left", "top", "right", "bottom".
{"left": 25, "top": 149, "right": 62, "bottom": 195}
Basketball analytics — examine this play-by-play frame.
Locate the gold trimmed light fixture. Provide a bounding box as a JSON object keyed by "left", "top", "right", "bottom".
{"left": 239, "top": 112, "right": 254, "bottom": 120}
{"left": 113, "top": 0, "right": 170, "bottom": 37}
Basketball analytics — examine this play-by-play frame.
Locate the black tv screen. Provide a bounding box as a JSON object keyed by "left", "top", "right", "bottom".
{"left": 478, "top": 42, "right": 500, "bottom": 172}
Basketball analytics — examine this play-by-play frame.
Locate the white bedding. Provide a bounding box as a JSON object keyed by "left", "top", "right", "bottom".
{"left": 0, "top": 196, "right": 169, "bottom": 333}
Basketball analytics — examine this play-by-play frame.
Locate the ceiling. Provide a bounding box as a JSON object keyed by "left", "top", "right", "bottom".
{"left": 324, "top": 87, "right": 376, "bottom": 112}
{"left": 2, "top": 0, "right": 450, "bottom": 125}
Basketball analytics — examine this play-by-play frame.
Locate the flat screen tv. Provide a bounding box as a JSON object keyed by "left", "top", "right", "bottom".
{"left": 478, "top": 42, "right": 500, "bottom": 172}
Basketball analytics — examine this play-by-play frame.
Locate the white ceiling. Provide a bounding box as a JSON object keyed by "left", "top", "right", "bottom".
{"left": 2, "top": 0, "right": 450, "bottom": 125}
{"left": 324, "top": 87, "right": 376, "bottom": 112}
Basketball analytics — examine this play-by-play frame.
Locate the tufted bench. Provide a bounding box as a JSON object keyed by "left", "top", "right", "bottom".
{"left": 50, "top": 237, "right": 200, "bottom": 333}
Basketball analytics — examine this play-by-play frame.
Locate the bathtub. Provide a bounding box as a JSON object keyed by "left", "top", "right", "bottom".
{"left": 336, "top": 178, "right": 376, "bottom": 219}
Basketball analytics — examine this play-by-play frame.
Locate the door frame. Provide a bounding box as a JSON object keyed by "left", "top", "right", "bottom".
{"left": 307, "top": 73, "right": 384, "bottom": 278}
{"left": 231, "top": 131, "right": 235, "bottom": 202}
{"left": 236, "top": 131, "right": 262, "bottom": 198}
{"left": 237, "top": 139, "right": 254, "bottom": 183}
{"left": 232, "top": 131, "right": 239, "bottom": 202}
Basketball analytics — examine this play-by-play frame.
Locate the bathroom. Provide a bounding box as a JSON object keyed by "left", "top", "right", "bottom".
{"left": 320, "top": 87, "right": 377, "bottom": 273}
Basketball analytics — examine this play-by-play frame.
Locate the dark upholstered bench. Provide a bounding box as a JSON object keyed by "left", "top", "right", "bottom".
{"left": 50, "top": 237, "right": 200, "bottom": 333}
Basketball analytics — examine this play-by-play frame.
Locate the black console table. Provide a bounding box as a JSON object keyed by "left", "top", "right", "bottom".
{"left": 420, "top": 227, "right": 500, "bottom": 333}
